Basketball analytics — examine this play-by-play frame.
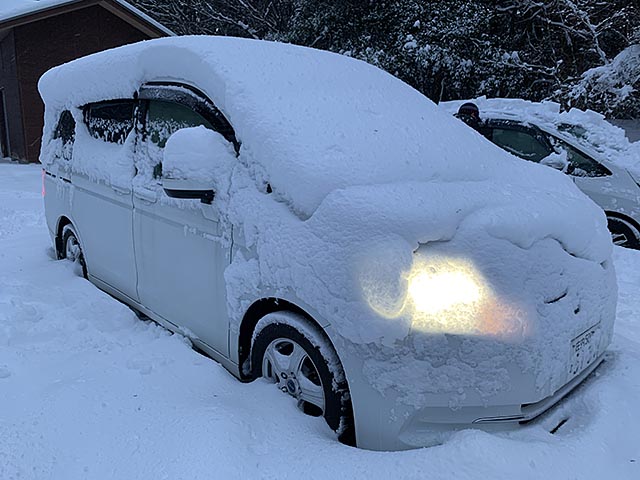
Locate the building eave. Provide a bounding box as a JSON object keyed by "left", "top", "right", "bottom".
{"left": 0, "top": 0, "right": 174, "bottom": 37}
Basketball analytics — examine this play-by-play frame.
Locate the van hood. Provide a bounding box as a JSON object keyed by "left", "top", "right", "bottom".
{"left": 308, "top": 178, "right": 612, "bottom": 264}
{"left": 225, "top": 173, "right": 612, "bottom": 345}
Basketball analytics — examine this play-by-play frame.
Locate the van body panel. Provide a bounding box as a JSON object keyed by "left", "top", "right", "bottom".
{"left": 133, "top": 193, "right": 230, "bottom": 356}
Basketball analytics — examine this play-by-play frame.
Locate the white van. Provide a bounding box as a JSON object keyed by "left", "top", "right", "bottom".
{"left": 40, "top": 37, "right": 616, "bottom": 451}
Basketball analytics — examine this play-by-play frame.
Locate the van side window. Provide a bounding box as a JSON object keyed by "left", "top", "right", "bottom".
{"left": 84, "top": 100, "right": 135, "bottom": 144}
{"left": 147, "top": 100, "right": 214, "bottom": 148}
{"left": 53, "top": 110, "right": 75, "bottom": 161}
{"left": 54, "top": 110, "right": 75, "bottom": 143}
{"left": 146, "top": 100, "right": 214, "bottom": 178}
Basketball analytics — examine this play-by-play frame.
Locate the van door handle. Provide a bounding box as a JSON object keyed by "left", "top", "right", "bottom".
{"left": 134, "top": 189, "right": 158, "bottom": 204}
{"left": 112, "top": 184, "right": 131, "bottom": 195}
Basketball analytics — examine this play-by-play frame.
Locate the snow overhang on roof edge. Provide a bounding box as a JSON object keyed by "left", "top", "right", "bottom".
{"left": 0, "top": 0, "right": 174, "bottom": 37}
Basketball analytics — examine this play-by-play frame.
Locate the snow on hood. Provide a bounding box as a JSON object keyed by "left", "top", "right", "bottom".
{"left": 440, "top": 97, "right": 640, "bottom": 174}
{"left": 311, "top": 179, "right": 610, "bottom": 260}
{"left": 222, "top": 171, "right": 616, "bottom": 398}
{"left": 39, "top": 36, "right": 611, "bottom": 262}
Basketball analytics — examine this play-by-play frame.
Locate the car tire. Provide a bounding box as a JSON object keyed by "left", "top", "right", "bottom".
{"left": 607, "top": 216, "right": 640, "bottom": 249}
{"left": 251, "top": 312, "right": 356, "bottom": 446}
{"left": 61, "top": 224, "right": 88, "bottom": 278}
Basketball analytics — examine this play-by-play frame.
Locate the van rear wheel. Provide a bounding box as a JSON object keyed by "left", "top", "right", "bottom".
{"left": 62, "top": 224, "right": 87, "bottom": 278}
{"left": 250, "top": 312, "right": 355, "bottom": 446}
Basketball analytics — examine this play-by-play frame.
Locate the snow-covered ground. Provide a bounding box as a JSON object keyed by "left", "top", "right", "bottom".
{"left": 1, "top": 162, "right": 639, "bottom": 479}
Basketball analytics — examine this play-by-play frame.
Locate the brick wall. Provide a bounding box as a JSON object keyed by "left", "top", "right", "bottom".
{"left": 14, "top": 5, "right": 149, "bottom": 163}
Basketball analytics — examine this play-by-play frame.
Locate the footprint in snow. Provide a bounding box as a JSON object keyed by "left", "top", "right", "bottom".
{"left": 126, "top": 357, "right": 153, "bottom": 375}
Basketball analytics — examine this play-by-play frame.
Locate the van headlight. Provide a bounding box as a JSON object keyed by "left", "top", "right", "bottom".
{"left": 361, "top": 255, "right": 525, "bottom": 338}
{"left": 407, "top": 258, "right": 497, "bottom": 335}
{"left": 408, "top": 265, "right": 482, "bottom": 315}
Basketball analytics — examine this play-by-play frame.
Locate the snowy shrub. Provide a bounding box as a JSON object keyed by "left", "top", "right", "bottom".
{"left": 560, "top": 45, "right": 640, "bottom": 118}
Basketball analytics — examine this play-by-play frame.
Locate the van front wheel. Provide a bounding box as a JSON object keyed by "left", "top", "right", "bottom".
{"left": 250, "top": 312, "right": 355, "bottom": 446}
{"left": 62, "top": 224, "right": 87, "bottom": 278}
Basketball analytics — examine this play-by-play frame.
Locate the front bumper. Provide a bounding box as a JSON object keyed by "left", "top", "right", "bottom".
{"left": 400, "top": 354, "right": 604, "bottom": 449}
{"left": 337, "top": 348, "right": 606, "bottom": 451}
{"left": 475, "top": 353, "right": 603, "bottom": 425}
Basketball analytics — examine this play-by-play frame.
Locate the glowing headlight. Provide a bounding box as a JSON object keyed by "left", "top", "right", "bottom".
{"left": 408, "top": 267, "right": 482, "bottom": 314}
{"left": 360, "top": 253, "right": 525, "bottom": 337}
{"left": 406, "top": 259, "right": 489, "bottom": 335}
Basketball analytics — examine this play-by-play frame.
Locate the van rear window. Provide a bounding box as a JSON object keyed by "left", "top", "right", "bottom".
{"left": 53, "top": 110, "right": 75, "bottom": 161}
{"left": 147, "top": 100, "right": 213, "bottom": 149}
{"left": 84, "top": 100, "right": 135, "bottom": 144}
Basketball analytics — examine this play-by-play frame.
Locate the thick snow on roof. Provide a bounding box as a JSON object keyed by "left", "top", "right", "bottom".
{"left": 41, "top": 37, "right": 600, "bottom": 217}
{"left": 0, "top": 0, "right": 71, "bottom": 21}
{"left": 39, "top": 36, "right": 611, "bottom": 284}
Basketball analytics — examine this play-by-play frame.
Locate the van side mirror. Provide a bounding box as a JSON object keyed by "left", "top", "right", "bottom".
{"left": 162, "top": 178, "right": 215, "bottom": 204}
{"left": 162, "top": 126, "right": 236, "bottom": 204}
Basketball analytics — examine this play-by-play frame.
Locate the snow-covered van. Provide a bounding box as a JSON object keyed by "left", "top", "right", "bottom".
{"left": 40, "top": 37, "right": 616, "bottom": 451}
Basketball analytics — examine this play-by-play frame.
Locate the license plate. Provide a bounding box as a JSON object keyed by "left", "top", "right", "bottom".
{"left": 568, "top": 323, "right": 602, "bottom": 378}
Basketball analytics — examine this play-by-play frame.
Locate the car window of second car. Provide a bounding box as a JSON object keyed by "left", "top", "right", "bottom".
{"left": 549, "top": 136, "right": 611, "bottom": 177}
{"left": 491, "top": 127, "right": 553, "bottom": 162}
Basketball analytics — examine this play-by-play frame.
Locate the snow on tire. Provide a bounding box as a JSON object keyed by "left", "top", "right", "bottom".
{"left": 61, "top": 224, "right": 87, "bottom": 278}
{"left": 251, "top": 311, "right": 355, "bottom": 446}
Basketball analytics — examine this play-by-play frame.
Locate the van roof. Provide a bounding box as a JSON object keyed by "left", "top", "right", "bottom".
{"left": 40, "top": 36, "right": 582, "bottom": 219}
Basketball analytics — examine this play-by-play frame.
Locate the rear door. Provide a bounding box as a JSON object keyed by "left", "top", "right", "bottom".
{"left": 132, "top": 84, "right": 237, "bottom": 356}
{"left": 71, "top": 100, "right": 138, "bottom": 301}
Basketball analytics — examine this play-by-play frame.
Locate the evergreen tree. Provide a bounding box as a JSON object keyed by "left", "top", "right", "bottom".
{"left": 130, "top": 0, "right": 639, "bottom": 117}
